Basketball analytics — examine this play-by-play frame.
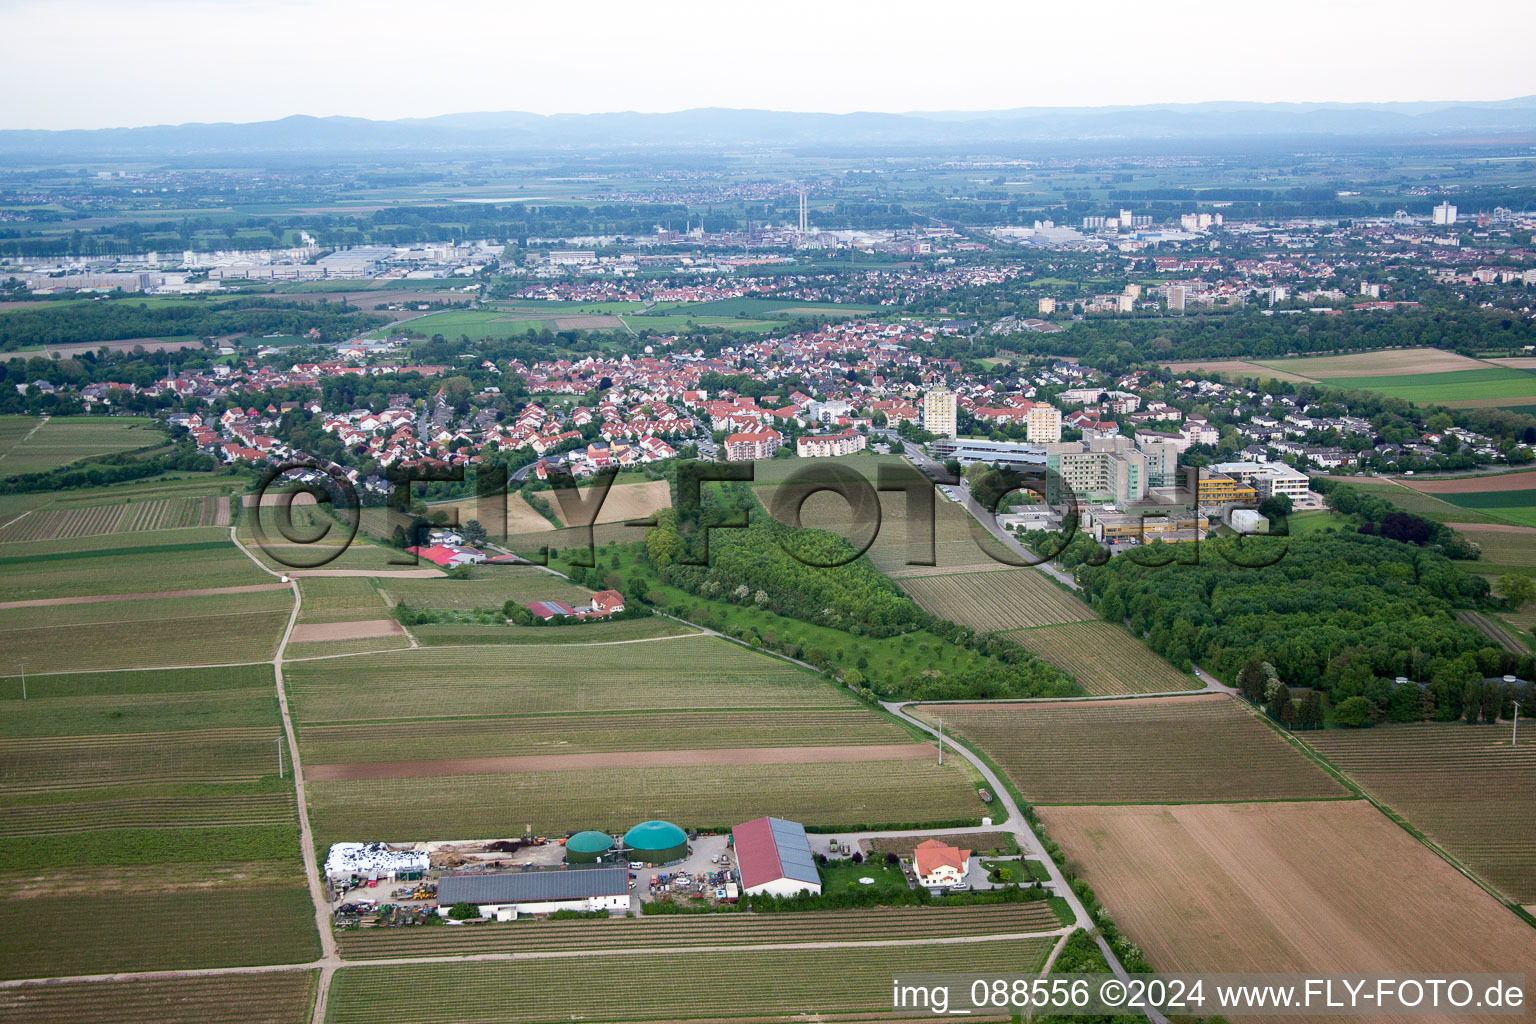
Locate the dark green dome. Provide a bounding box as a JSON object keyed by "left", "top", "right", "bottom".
{"left": 566, "top": 831, "right": 614, "bottom": 854}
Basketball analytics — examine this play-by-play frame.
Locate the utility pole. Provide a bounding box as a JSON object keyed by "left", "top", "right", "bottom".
{"left": 1515, "top": 701, "right": 1522, "bottom": 748}
{"left": 276, "top": 735, "right": 285, "bottom": 779}
{"left": 16, "top": 660, "right": 24, "bottom": 701}
{"left": 938, "top": 716, "right": 944, "bottom": 765}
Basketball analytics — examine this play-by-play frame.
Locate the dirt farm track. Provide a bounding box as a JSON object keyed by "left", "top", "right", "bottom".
{"left": 306, "top": 742, "right": 937, "bottom": 780}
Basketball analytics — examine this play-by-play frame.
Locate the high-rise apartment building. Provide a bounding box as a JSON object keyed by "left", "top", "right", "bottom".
{"left": 923, "top": 387, "right": 958, "bottom": 439}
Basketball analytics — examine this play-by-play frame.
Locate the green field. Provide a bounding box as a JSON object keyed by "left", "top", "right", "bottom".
{"left": 296, "top": 577, "right": 392, "bottom": 623}
{"left": 644, "top": 297, "right": 878, "bottom": 317}
{"left": 324, "top": 939, "right": 1053, "bottom": 1024}
{"left": 380, "top": 571, "right": 590, "bottom": 611}
{"left": 897, "top": 568, "right": 1095, "bottom": 631}
{"left": 0, "top": 531, "right": 272, "bottom": 603}
{"left": 335, "top": 902, "right": 1059, "bottom": 959}
{"left": 0, "top": 589, "right": 290, "bottom": 672}
{"left": 0, "top": 415, "right": 161, "bottom": 475}
{"left": 1439, "top": 488, "right": 1536, "bottom": 527}
{"left": 0, "top": 971, "right": 317, "bottom": 1024}
{"left": 308, "top": 756, "right": 980, "bottom": 849}
{"left": 0, "top": 663, "right": 315, "bottom": 980}
{"left": 407, "top": 616, "right": 694, "bottom": 646}
{"left": 300, "top": 707, "right": 908, "bottom": 764}
{"left": 917, "top": 694, "right": 1347, "bottom": 805}
{"left": 0, "top": 888, "right": 317, "bottom": 980}
{"left": 285, "top": 636, "right": 852, "bottom": 723}
{"left": 1001, "top": 621, "right": 1199, "bottom": 695}
{"left": 1320, "top": 479, "right": 1500, "bottom": 524}
{"left": 1327, "top": 367, "right": 1536, "bottom": 403}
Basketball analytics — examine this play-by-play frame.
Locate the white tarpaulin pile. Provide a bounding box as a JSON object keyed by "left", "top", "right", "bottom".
{"left": 325, "top": 842, "right": 429, "bottom": 881}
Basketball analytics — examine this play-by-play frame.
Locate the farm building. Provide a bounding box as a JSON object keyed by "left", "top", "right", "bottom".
{"left": 436, "top": 866, "right": 630, "bottom": 920}
{"left": 622, "top": 820, "right": 688, "bottom": 864}
{"left": 732, "top": 816, "right": 821, "bottom": 898}
{"left": 525, "top": 599, "right": 581, "bottom": 620}
{"left": 405, "top": 543, "right": 486, "bottom": 568}
{"left": 914, "top": 839, "right": 971, "bottom": 888}
{"left": 324, "top": 842, "right": 429, "bottom": 884}
{"left": 565, "top": 830, "right": 616, "bottom": 864}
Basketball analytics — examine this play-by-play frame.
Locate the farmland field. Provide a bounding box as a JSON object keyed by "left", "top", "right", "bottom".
{"left": 295, "top": 576, "right": 391, "bottom": 623}
{"left": 549, "top": 478, "right": 671, "bottom": 526}
{"left": 0, "top": 971, "right": 317, "bottom": 1024}
{"left": 1400, "top": 469, "right": 1536, "bottom": 493}
{"left": 335, "top": 901, "right": 1060, "bottom": 959}
{"left": 1248, "top": 347, "right": 1493, "bottom": 379}
{"left": 1001, "top": 621, "right": 1198, "bottom": 694}
{"left": 1436, "top": 488, "right": 1536, "bottom": 527}
{"left": 1039, "top": 800, "right": 1536, "bottom": 1016}
{"left": 916, "top": 694, "right": 1347, "bottom": 803}
{"left": 898, "top": 568, "right": 1094, "bottom": 631}
{"left": 380, "top": 570, "right": 590, "bottom": 611}
{"left": 1316, "top": 479, "right": 1502, "bottom": 524}
{"left": 1304, "top": 724, "right": 1535, "bottom": 903}
{"left": 0, "top": 887, "right": 318, "bottom": 979}
{"left": 299, "top": 707, "right": 907, "bottom": 763}
{"left": 0, "top": 530, "right": 271, "bottom": 603}
{"left": 0, "top": 415, "right": 160, "bottom": 475}
{"left": 0, "top": 494, "right": 229, "bottom": 543}
{"left": 0, "top": 662, "right": 316, "bottom": 981}
{"left": 416, "top": 492, "right": 553, "bottom": 536}
{"left": 0, "top": 588, "right": 291, "bottom": 672}
{"left": 406, "top": 615, "right": 694, "bottom": 646}
{"left": 324, "top": 938, "right": 1051, "bottom": 1024}
{"left": 306, "top": 756, "right": 982, "bottom": 847}
{"left": 1324, "top": 366, "right": 1536, "bottom": 403}
{"left": 284, "top": 635, "right": 847, "bottom": 723}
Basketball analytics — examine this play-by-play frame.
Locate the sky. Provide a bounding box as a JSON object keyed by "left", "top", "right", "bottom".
{"left": 3, "top": 0, "right": 1535, "bottom": 131}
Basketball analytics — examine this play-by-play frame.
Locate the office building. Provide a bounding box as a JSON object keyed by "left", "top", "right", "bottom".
{"left": 1433, "top": 202, "right": 1458, "bottom": 227}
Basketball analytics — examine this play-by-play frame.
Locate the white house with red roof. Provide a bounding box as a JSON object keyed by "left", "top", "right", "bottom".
{"left": 913, "top": 839, "right": 970, "bottom": 888}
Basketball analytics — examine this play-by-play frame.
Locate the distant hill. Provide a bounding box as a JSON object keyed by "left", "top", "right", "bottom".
{"left": 5, "top": 98, "right": 1536, "bottom": 160}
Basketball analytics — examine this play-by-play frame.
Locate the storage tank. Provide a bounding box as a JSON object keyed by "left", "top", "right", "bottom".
{"left": 565, "top": 830, "right": 615, "bottom": 864}
{"left": 622, "top": 820, "right": 688, "bottom": 864}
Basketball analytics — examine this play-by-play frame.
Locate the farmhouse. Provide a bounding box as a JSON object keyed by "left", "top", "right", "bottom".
{"left": 732, "top": 816, "right": 821, "bottom": 898}
{"left": 406, "top": 543, "right": 486, "bottom": 568}
{"left": 913, "top": 838, "right": 971, "bottom": 888}
{"left": 590, "top": 589, "right": 626, "bottom": 615}
{"left": 436, "top": 865, "right": 630, "bottom": 920}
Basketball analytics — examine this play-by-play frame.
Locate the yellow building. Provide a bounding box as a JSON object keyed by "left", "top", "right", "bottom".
{"left": 1196, "top": 473, "right": 1258, "bottom": 506}
{"left": 1090, "top": 511, "right": 1209, "bottom": 544}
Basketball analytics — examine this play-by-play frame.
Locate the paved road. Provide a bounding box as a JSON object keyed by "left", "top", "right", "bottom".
{"left": 884, "top": 699, "right": 1168, "bottom": 1023}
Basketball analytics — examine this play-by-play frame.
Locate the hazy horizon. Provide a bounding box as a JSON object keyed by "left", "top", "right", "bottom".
{"left": 3, "top": 0, "right": 1535, "bottom": 131}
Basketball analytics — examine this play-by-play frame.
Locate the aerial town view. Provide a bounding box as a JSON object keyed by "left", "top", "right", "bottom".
{"left": 1, "top": 1, "right": 1535, "bottom": 1022}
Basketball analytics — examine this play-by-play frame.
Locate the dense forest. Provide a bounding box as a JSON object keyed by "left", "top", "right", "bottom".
{"left": 1067, "top": 533, "right": 1514, "bottom": 713}
{"left": 1002, "top": 307, "right": 1536, "bottom": 367}
{"left": 637, "top": 481, "right": 1077, "bottom": 701}
{"left": 0, "top": 297, "right": 387, "bottom": 351}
